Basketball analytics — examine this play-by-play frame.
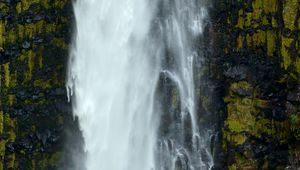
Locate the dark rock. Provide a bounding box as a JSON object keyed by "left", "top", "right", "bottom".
{"left": 224, "top": 66, "right": 247, "bottom": 80}
{"left": 21, "top": 41, "right": 31, "bottom": 49}
{"left": 236, "top": 88, "right": 252, "bottom": 97}
{"left": 287, "top": 91, "right": 300, "bottom": 102}
{"left": 5, "top": 142, "right": 15, "bottom": 153}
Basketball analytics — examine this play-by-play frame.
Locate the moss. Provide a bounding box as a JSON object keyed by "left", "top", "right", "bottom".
{"left": 262, "top": 0, "right": 277, "bottom": 13}
{"left": 3, "top": 63, "right": 10, "bottom": 88}
{"left": 267, "top": 31, "right": 276, "bottom": 56}
{"left": 252, "top": 0, "right": 263, "bottom": 20}
{"left": 232, "top": 152, "right": 257, "bottom": 169}
{"left": 290, "top": 114, "right": 300, "bottom": 140}
{"left": 237, "top": 35, "right": 244, "bottom": 49}
{"left": 51, "top": 38, "right": 68, "bottom": 49}
{"left": 38, "top": 152, "right": 61, "bottom": 169}
{"left": 16, "top": 0, "right": 50, "bottom": 13}
{"left": 294, "top": 58, "right": 300, "bottom": 76}
{"left": 283, "top": 0, "right": 298, "bottom": 30}
{"left": 0, "top": 111, "right": 3, "bottom": 134}
{"left": 7, "top": 154, "right": 16, "bottom": 169}
{"left": 281, "top": 37, "right": 293, "bottom": 69}
{"left": 224, "top": 132, "right": 247, "bottom": 145}
{"left": 252, "top": 30, "right": 266, "bottom": 46}
{"left": 33, "top": 79, "right": 51, "bottom": 89}
{"left": 19, "top": 50, "right": 35, "bottom": 82}
{"left": 236, "top": 9, "right": 244, "bottom": 29}
{"left": 54, "top": 0, "right": 68, "bottom": 9}
{"left": 0, "top": 21, "right": 5, "bottom": 48}
{"left": 8, "top": 95, "right": 16, "bottom": 106}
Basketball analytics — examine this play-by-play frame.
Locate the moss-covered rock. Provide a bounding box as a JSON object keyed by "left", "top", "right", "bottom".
{"left": 0, "top": 0, "right": 74, "bottom": 169}
{"left": 212, "top": 0, "right": 300, "bottom": 169}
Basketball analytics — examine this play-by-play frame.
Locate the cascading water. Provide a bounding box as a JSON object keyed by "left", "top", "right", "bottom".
{"left": 154, "top": 0, "right": 213, "bottom": 170}
{"left": 67, "top": 0, "right": 213, "bottom": 170}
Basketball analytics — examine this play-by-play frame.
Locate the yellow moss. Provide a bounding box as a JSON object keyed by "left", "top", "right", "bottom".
{"left": 8, "top": 95, "right": 16, "bottom": 106}
{"left": 6, "top": 27, "right": 17, "bottom": 44}
{"left": 294, "top": 57, "right": 300, "bottom": 75}
{"left": 0, "top": 111, "right": 3, "bottom": 134}
{"left": 230, "top": 81, "right": 252, "bottom": 94}
{"left": 225, "top": 132, "right": 247, "bottom": 145}
{"left": 234, "top": 152, "right": 257, "bottom": 169}
{"left": 272, "top": 17, "right": 277, "bottom": 27}
{"left": 45, "top": 23, "right": 56, "bottom": 33}
{"left": 252, "top": 30, "right": 266, "bottom": 46}
{"left": 283, "top": 0, "right": 298, "bottom": 30}
{"left": 246, "top": 34, "right": 252, "bottom": 46}
{"left": 244, "top": 13, "right": 252, "bottom": 27}
{"left": 237, "top": 35, "right": 244, "bottom": 49}
{"left": 3, "top": 63, "right": 10, "bottom": 88}
{"left": 267, "top": 31, "right": 276, "bottom": 56}
{"left": 32, "top": 159, "right": 36, "bottom": 170}
{"left": 34, "top": 79, "right": 51, "bottom": 89}
{"left": 253, "top": 119, "right": 275, "bottom": 137}
{"left": 16, "top": 0, "right": 50, "bottom": 13}
{"left": 252, "top": 0, "right": 263, "bottom": 20}
{"left": 0, "top": 21, "right": 5, "bottom": 48}
{"left": 236, "top": 9, "right": 244, "bottom": 28}
{"left": 37, "top": 46, "right": 44, "bottom": 68}
{"left": 228, "top": 165, "right": 237, "bottom": 170}
{"left": 51, "top": 38, "right": 68, "bottom": 49}
{"left": 54, "top": 0, "right": 68, "bottom": 9}
{"left": 274, "top": 120, "right": 291, "bottom": 143}
{"left": 263, "top": 0, "right": 277, "bottom": 13}
{"left": 0, "top": 140, "right": 5, "bottom": 161}
{"left": 281, "top": 37, "right": 293, "bottom": 69}
{"left": 19, "top": 50, "right": 35, "bottom": 81}
{"left": 15, "top": 21, "right": 56, "bottom": 40}
{"left": 38, "top": 152, "right": 61, "bottom": 169}
{"left": 0, "top": 3, "right": 9, "bottom": 13}
{"left": 7, "top": 154, "right": 15, "bottom": 169}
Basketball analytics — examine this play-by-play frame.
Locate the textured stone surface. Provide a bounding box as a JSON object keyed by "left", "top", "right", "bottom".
{"left": 212, "top": 0, "right": 300, "bottom": 169}
{"left": 0, "top": 0, "right": 74, "bottom": 169}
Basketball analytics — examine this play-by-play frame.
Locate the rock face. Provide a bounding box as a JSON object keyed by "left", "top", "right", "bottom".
{"left": 0, "top": 0, "right": 78, "bottom": 169}
{"left": 211, "top": 0, "right": 300, "bottom": 169}
{"left": 0, "top": 0, "right": 299, "bottom": 169}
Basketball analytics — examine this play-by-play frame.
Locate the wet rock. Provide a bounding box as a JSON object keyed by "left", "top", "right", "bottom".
{"left": 21, "top": 41, "right": 31, "bottom": 49}
{"left": 235, "top": 88, "right": 251, "bottom": 97}
{"left": 287, "top": 91, "right": 300, "bottom": 102}
{"left": 224, "top": 66, "right": 247, "bottom": 80}
{"left": 32, "top": 35, "right": 44, "bottom": 44}
{"left": 5, "top": 142, "right": 15, "bottom": 153}
{"left": 16, "top": 138, "right": 33, "bottom": 153}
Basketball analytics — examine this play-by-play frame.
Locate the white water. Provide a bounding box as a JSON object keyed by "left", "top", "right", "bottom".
{"left": 67, "top": 0, "right": 213, "bottom": 170}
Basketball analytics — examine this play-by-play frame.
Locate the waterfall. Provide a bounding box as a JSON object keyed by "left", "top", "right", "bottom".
{"left": 67, "top": 0, "right": 213, "bottom": 170}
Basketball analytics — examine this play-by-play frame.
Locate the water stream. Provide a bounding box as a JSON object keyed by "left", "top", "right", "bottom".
{"left": 67, "top": 0, "right": 213, "bottom": 169}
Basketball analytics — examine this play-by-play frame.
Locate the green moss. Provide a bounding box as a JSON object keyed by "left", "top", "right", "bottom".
{"left": 33, "top": 79, "right": 51, "bottom": 89}
{"left": 38, "top": 152, "right": 61, "bottom": 169}
{"left": 3, "top": 63, "right": 10, "bottom": 88}
{"left": 51, "top": 38, "right": 68, "bottom": 49}
{"left": 236, "top": 9, "right": 244, "bottom": 29}
{"left": 0, "top": 21, "right": 5, "bottom": 48}
{"left": 19, "top": 50, "right": 35, "bottom": 81}
{"left": 283, "top": 0, "right": 298, "bottom": 30}
{"left": 267, "top": 31, "right": 276, "bottom": 56}
{"left": 16, "top": 0, "right": 50, "bottom": 13}
{"left": 262, "top": 0, "right": 277, "bottom": 13}
{"left": 252, "top": 0, "right": 263, "bottom": 20}
{"left": 281, "top": 37, "right": 293, "bottom": 69}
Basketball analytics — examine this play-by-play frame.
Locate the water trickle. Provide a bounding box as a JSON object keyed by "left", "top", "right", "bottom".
{"left": 67, "top": 0, "right": 213, "bottom": 170}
